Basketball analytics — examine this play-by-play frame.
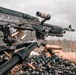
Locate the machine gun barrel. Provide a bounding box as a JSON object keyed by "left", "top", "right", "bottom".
{"left": 0, "top": 42, "right": 38, "bottom": 75}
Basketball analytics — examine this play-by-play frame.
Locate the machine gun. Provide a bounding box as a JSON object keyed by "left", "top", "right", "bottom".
{"left": 0, "top": 7, "right": 75, "bottom": 42}
{"left": 0, "top": 7, "right": 75, "bottom": 56}
{"left": 0, "top": 7, "right": 75, "bottom": 75}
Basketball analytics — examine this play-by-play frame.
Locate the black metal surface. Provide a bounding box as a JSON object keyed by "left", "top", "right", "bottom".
{"left": 0, "top": 42, "right": 31, "bottom": 54}
{"left": 0, "top": 56, "right": 19, "bottom": 75}
{"left": 13, "top": 42, "right": 38, "bottom": 62}
{"left": 0, "top": 42, "right": 38, "bottom": 75}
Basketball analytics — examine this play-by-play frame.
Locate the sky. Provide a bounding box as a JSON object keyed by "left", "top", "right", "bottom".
{"left": 0, "top": 0, "right": 76, "bottom": 40}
